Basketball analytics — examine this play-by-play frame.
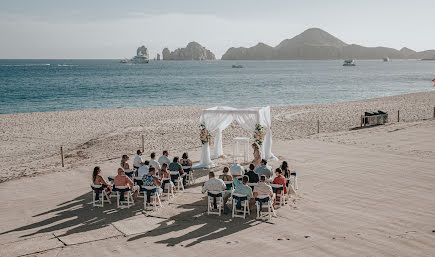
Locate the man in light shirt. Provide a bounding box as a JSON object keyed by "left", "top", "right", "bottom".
{"left": 202, "top": 171, "right": 226, "bottom": 193}
{"left": 254, "top": 159, "right": 273, "bottom": 179}
{"left": 253, "top": 175, "right": 273, "bottom": 198}
{"left": 158, "top": 150, "right": 171, "bottom": 167}
{"left": 137, "top": 160, "right": 150, "bottom": 177}
{"left": 149, "top": 152, "right": 161, "bottom": 171}
{"left": 230, "top": 163, "right": 244, "bottom": 179}
{"left": 133, "top": 150, "right": 145, "bottom": 171}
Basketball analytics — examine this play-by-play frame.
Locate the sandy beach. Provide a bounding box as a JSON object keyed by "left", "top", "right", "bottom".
{"left": 1, "top": 91, "right": 435, "bottom": 256}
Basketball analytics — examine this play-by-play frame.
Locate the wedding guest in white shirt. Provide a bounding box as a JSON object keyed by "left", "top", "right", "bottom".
{"left": 158, "top": 150, "right": 171, "bottom": 167}
{"left": 149, "top": 152, "right": 161, "bottom": 171}
{"left": 133, "top": 150, "right": 145, "bottom": 171}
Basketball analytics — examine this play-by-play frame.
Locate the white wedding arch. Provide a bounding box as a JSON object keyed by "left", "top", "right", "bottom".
{"left": 195, "top": 106, "right": 277, "bottom": 168}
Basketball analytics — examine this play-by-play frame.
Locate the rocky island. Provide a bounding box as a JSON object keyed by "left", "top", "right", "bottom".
{"left": 222, "top": 28, "right": 435, "bottom": 60}
{"left": 162, "top": 42, "right": 216, "bottom": 60}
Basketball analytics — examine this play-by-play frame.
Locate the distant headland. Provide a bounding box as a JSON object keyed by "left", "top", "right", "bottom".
{"left": 162, "top": 42, "right": 216, "bottom": 60}
{"left": 221, "top": 28, "right": 435, "bottom": 60}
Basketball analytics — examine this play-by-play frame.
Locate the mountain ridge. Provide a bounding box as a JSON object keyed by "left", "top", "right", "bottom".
{"left": 221, "top": 28, "right": 435, "bottom": 60}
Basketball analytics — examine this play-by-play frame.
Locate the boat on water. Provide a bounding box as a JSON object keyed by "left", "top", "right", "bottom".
{"left": 232, "top": 64, "right": 243, "bottom": 68}
{"left": 343, "top": 59, "right": 356, "bottom": 66}
{"left": 383, "top": 57, "right": 390, "bottom": 62}
{"left": 120, "top": 58, "right": 129, "bottom": 63}
{"left": 121, "top": 45, "right": 150, "bottom": 64}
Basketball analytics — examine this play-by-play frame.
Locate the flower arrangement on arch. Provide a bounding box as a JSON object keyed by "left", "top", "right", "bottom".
{"left": 254, "top": 123, "right": 265, "bottom": 146}
{"left": 200, "top": 123, "right": 211, "bottom": 144}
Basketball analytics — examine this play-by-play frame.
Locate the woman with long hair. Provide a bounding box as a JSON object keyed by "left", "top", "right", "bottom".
{"left": 251, "top": 142, "right": 261, "bottom": 168}
{"left": 92, "top": 166, "right": 112, "bottom": 193}
{"left": 121, "top": 155, "right": 131, "bottom": 170}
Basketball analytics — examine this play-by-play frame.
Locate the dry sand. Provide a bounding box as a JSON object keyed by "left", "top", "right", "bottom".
{"left": 0, "top": 91, "right": 435, "bottom": 256}
{"left": 1, "top": 91, "right": 434, "bottom": 182}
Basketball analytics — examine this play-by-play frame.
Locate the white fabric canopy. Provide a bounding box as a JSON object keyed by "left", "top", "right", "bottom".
{"left": 195, "top": 106, "right": 278, "bottom": 168}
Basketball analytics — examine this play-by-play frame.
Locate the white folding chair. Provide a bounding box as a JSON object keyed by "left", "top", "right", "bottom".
{"left": 142, "top": 186, "right": 162, "bottom": 211}
{"left": 182, "top": 165, "right": 195, "bottom": 185}
{"left": 271, "top": 184, "right": 286, "bottom": 207}
{"left": 113, "top": 186, "right": 134, "bottom": 208}
{"left": 170, "top": 171, "right": 184, "bottom": 191}
{"left": 232, "top": 193, "right": 250, "bottom": 219}
{"left": 161, "top": 177, "right": 174, "bottom": 201}
{"left": 207, "top": 191, "right": 224, "bottom": 216}
{"left": 91, "top": 184, "right": 111, "bottom": 207}
{"left": 255, "top": 195, "right": 275, "bottom": 220}
{"left": 290, "top": 171, "right": 298, "bottom": 190}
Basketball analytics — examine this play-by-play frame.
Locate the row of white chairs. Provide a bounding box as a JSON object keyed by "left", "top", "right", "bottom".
{"left": 91, "top": 166, "right": 194, "bottom": 210}
{"left": 206, "top": 190, "right": 276, "bottom": 220}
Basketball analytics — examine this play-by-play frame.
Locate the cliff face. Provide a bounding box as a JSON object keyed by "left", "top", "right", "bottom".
{"left": 222, "top": 28, "right": 435, "bottom": 60}
{"left": 162, "top": 42, "right": 216, "bottom": 60}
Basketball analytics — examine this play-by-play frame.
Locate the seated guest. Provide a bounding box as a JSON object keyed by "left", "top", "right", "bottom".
{"left": 219, "top": 167, "right": 233, "bottom": 190}
{"left": 114, "top": 168, "right": 139, "bottom": 201}
{"left": 201, "top": 171, "right": 226, "bottom": 194}
{"left": 149, "top": 152, "right": 161, "bottom": 171}
{"left": 160, "top": 163, "right": 175, "bottom": 192}
{"left": 158, "top": 150, "right": 171, "bottom": 167}
{"left": 202, "top": 171, "right": 227, "bottom": 211}
{"left": 272, "top": 168, "right": 287, "bottom": 206}
{"left": 180, "top": 152, "right": 193, "bottom": 175}
{"left": 280, "top": 161, "right": 295, "bottom": 187}
{"left": 142, "top": 167, "right": 163, "bottom": 195}
{"left": 137, "top": 160, "right": 150, "bottom": 177}
{"left": 169, "top": 156, "right": 186, "bottom": 184}
{"left": 92, "top": 166, "right": 112, "bottom": 193}
{"left": 230, "top": 163, "right": 244, "bottom": 179}
{"left": 233, "top": 175, "right": 253, "bottom": 201}
{"left": 255, "top": 159, "right": 273, "bottom": 179}
{"left": 245, "top": 163, "right": 259, "bottom": 184}
{"left": 253, "top": 175, "right": 273, "bottom": 198}
{"left": 121, "top": 155, "right": 131, "bottom": 171}
{"left": 133, "top": 150, "right": 145, "bottom": 171}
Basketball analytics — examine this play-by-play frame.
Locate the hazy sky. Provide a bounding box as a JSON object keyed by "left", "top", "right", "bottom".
{"left": 1, "top": 0, "right": 434, "bottom": 59}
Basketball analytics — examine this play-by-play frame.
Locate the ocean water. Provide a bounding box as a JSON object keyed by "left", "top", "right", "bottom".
{"left": 0, "top": 59, "right": 434, "bottom": 114}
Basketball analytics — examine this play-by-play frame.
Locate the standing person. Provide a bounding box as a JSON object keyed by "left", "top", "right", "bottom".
{"left": 114, "top": 168, "right": 139, "bottom": 201}
{"left": 251, "top": 143, "right": 262, "bottom": 168}
{"left": 149, "top": 152, "right": 161, "bottom": 172}
{"left": 133, "top": 150, "right": 144, "bottom": 171}
{"left": 137, "top": 160, "right": 150, "bottom": 178}
{"left": 255, "top": 159, "right": 273, "bottom": 179}
{"left": 245, "top": 163, "right": 259, "bottom": 184}
{"left": 158, "top": 150, "right": 171, "bottom": 167}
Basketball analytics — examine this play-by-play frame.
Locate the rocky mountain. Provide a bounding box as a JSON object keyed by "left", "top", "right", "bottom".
{"left": 162, "top": 42, "right": 216, "bottom": 60}
{"left": 222, "top": 28, "right": 435, "bottom": 60}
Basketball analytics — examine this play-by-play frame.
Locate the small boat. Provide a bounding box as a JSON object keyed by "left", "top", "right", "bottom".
{"left": 232, "top": 64, "right": 243, "bottom": 68}
{"left": 343, "top": 59, "right": 356, "bottom": 66}
{"left": 382, "top": 57, "right": 390, "bottom": 62}
{"left": 120, "top": 58, "right": 129, "bottom": 63}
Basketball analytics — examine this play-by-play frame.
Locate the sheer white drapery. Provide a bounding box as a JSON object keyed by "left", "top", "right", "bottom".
{"left": 195, "top": 106, "right": 277, "bottom": 169}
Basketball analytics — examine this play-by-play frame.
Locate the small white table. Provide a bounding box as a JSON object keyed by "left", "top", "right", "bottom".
{"left": 233, "top": 137, "right": 249, "bottom": 163}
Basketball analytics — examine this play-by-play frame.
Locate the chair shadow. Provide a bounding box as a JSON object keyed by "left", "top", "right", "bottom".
{"left": 128, "top": 197, "right": 260, "bottom": 247}
{"left": 1, "top": 166, "right": 261, "bottom": 247}
{"left": 0, "top": 191, "right": 144, "bottom": 238}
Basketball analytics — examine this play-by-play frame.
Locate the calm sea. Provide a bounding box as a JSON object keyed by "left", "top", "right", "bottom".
{"left": 0, "top": 59, "right": 434, "bottom": 114}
